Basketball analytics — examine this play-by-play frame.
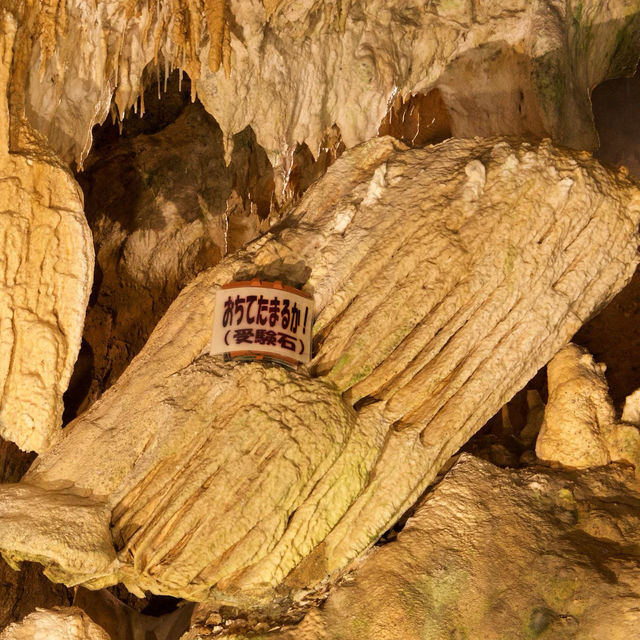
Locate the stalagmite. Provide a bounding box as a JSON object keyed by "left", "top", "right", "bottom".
{"left": 0, "top": 134, "right": 638, "bottom": 605}
{"left": 536, "top": 343, "right": 640, "bottom": 469}
{"left": 0, "top": 13, "right": 93, "bottom": 453}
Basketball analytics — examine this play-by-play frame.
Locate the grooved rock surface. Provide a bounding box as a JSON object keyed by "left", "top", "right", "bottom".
{"left": 0, "top": 607, "right": 110, "bottom": 640}
{"left": 200, "top": 455, "right": 640, "bottom": 640}
{"left": 536, "top": 343, "right": 640, "bottom": 469}
{"left": 0, "top": 13, "right": 93, "bottom": 452}
{"left": 0, "top": 136, "right": 638, "bottom": 604}
{"left": 9, "top": 0, "right": 640, "bottom": 167}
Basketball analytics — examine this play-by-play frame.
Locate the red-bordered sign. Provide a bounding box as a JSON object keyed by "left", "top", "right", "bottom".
{"left": 210, "top": 280, "right": 314, "bottom": 366}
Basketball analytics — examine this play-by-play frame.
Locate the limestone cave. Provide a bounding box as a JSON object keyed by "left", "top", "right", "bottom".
{"left": 1, "top": 1, "right": 640, "bottom": 639}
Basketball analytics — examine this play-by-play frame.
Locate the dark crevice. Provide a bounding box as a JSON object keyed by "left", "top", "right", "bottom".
{"left": 378, "top": 88, "right": 452, "bottom": 148}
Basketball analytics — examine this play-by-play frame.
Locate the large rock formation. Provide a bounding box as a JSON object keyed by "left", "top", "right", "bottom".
{"left": 0, "top": 134, "right": 638, "bottom": 607}
{"left": 192, "top": 454, "right": 640, "bottom": 640}
{"left": 9, "top": 0, "right": 640, "bottom": 170}
{"left": 0, "top": 13, "right": 93, "bottom": 453}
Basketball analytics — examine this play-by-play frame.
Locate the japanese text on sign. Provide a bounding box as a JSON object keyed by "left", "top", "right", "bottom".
{"left": 210, "top": 281, "right": 314, "bottom": 365}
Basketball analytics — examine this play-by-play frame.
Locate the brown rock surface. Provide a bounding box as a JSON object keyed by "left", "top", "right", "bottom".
{"left": 0, "top": 13, "right": 93, "bottom": 453}
{"left": 0, "top": 135, "right": 638, "bottom": 606}
{"left": 74, "top": 96, "right": 267, "bottom": 413}
{"left": 72, "top": 589, "right": 194, "bottom": 640}
{"left": 198, "top": 454, "right": 640, "bottom": 640}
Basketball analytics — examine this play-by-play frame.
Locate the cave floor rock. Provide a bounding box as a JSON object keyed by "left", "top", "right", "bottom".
{"left": 191, "top": 454, "right": 640, "bottom": 640}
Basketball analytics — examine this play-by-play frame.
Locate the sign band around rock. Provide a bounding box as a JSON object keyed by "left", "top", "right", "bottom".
{"left": 210, "top": 280, "right": 314, "bottom": 366}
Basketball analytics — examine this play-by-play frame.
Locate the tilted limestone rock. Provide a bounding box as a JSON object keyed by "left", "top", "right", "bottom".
{"left": 0, "top": 13, "right": 93, "bottom": 452}
{"left": 0, "top": 607, "right": 110, "bottom": 640}
{"left": 196, "top": 455, "right": 640, "bottom": 640}
{"left": 8, "top": 0, "right": 640, "bottom": 167}
{"left": 0, "top": 136, "right": 639, "bottom": 604}
{"left": 536, "top": 343, "right": 640, "bottom": 469}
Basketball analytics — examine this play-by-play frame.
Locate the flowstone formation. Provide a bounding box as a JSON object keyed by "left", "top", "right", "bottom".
{"left": 4, "top": 0, "right": 640, "bottom": 637}
{"left": 0, "top": 14, "right": 93, "bottom": 453}
{"left": 0, "top": 135, "right": 638, "bottom": 609}
{"left": 10, "top": 0, "right": 640, "bottom": 170}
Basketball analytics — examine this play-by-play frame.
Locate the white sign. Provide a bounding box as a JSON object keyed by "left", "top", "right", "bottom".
{"left": 210, "top": 280, "right": 314, "bottom": 365}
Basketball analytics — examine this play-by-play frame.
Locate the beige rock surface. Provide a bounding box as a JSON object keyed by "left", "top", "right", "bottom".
{"left": 622, "top": 386, "right": 640, "bottom": 424}
{"left": 0, "top": 437, "right": 73, "bottom": 628}
{"left": 9, "top": 1, "right": 640, "bottom": 168}
{"left": 0, "top": 136, "right": 638, "bottom": 604}
{"left": 196, "top": 454, "right": 640, "bottom": 640}
{"left": 0, "top": 607, "right": 110, "bottom": 640}
{"left": 0, "top": 13, "right": 94, "bottom": 452}
{"left": 536, "top": 343, "right": 640, "bottom": 469}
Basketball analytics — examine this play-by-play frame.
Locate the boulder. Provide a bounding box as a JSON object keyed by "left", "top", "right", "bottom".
{"left": 193, "top": 455, "right": 640, "bottom": 640}
{"left": 0, "top": 135, "right": 638, "bottom": 605}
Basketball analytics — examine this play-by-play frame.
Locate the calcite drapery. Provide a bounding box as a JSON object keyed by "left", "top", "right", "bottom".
{"left": 0, "top": 13, "right": 93, "bottom": 453}
{"left": 11, "top": 0, "right": 640, "bottom": 167}
{"left": 0, "top": 135, "right": 638, "bottom": 605}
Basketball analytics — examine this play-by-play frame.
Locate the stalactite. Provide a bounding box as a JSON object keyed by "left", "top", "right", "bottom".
{"left": 23, "top": 0, "right": 235, "bottom": 151}
{"left": 33, "top": 0, "right": 67, "bottom": 77}
{"left": 203, "top": 0, "right": 226, "bottom": 73}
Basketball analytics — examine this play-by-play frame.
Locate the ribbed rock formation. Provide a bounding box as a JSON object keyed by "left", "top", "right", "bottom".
{"left": 0, "top": 14, "right": 93, "bottom": 453}
{"left": 0, "top": 134, "right": 638, "bottom": 606}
